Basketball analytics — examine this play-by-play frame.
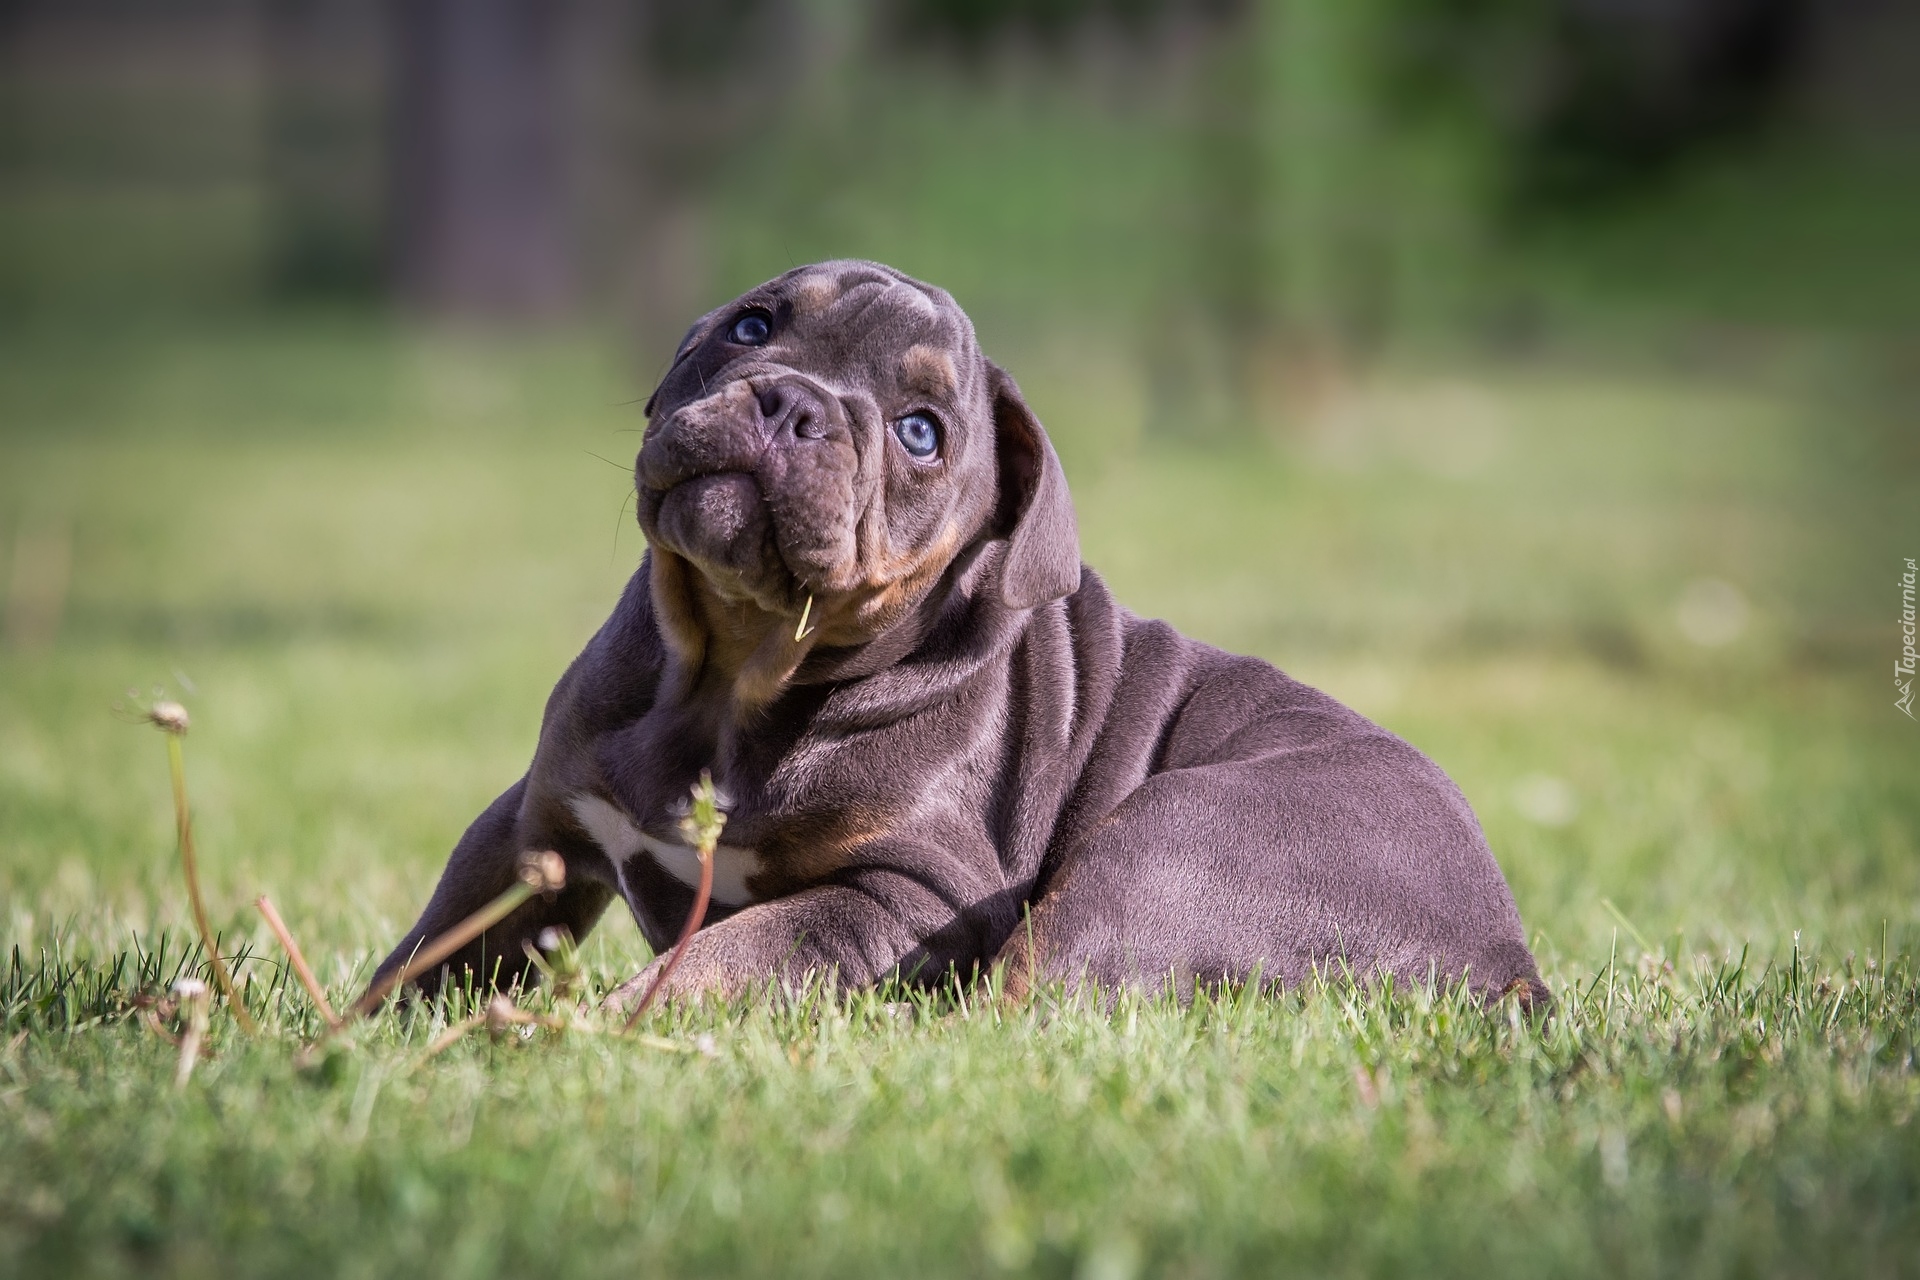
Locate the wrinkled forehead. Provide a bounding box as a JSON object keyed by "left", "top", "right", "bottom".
{"left": 732, "top": 261, "right": 982, "bottom": 400}
{"left": 783, "top": 261, "right": 955, "bottom": 329}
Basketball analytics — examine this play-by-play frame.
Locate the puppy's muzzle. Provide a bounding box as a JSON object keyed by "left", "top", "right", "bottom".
{"left": 638, "top": 376, "right": 845, "bottom": 493}
{"left": 637, "top": 375, "right": 861, "bottom": 600}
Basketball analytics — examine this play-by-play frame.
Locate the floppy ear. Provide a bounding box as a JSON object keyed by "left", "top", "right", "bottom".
{"left": 988, "top": 361, "right": 1080, "bottom": 611}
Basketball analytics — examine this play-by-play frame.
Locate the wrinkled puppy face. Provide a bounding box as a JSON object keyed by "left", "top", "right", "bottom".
{"left": 637, "top": 261, "right": 1011, "bottom": 651}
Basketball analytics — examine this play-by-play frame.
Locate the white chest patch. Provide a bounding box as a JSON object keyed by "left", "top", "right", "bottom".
{"left": 567, "top": 793, "right": 760, "bottom": 907}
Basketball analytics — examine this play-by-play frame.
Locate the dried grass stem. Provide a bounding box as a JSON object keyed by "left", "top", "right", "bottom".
{"left": 351, "top": 852, "right": 565, "bottom": 1020}
{"left": 255, "top": 894, "right": 340, "bottom": 1028}
{"left": 164, "top": 729, "right": 257, "bottom": 1035}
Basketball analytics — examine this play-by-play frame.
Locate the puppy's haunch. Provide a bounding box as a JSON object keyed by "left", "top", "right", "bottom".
{"left": 371, "top": 260, "right": 1545, "bottom": 1011}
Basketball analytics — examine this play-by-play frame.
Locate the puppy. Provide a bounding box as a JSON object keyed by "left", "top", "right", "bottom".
{"left": 371, "top": 260, "right": 1546, "bottom": 1010}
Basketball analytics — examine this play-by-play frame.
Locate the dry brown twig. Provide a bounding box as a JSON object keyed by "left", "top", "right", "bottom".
{"left": 420, "top": 1011, "right": 488, "bottom": 1059}
{"left": 283, "top": 851, "right": 567, "bottom": 1069}
{"left": 257, "top": 778, "right": 727, "bottom": 1066}
{"left": 254, "top": 894, "right": 340, "bottom": 1028}
{"left": 400, "top": 774, "right": 732, "bottom": 1061}
{"left": 141, "top": 1012, "right": 181, "bottom": 1048}
{"left": 138, "top": 696, "right": 732, "bottom": 1067}
{"left": 416, "top": 994, "right": 581, "bottom": 1063}
{"left": 138, "top": 1000, "right": 184, "bottom": 1049}
{"left": 352, "top": 850, "right": 567, "bottom": 1019}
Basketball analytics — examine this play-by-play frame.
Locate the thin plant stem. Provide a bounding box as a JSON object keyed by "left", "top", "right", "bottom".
{"left": 295, "top": 854, "right": 563, "bottom": 1067}
{"left": 621, "top": 849, "right": 713, "bottom": 1030}
{"left": 140, "top": 1009, "right": 182, "bottom": 1048}
{"left": 624, "top": 771, "right": 725, "bottom": 1031}
{"left": 420, "top": 1013, "right": 488, "bottom": 1060}
{"left": 350, "top": 880, "right": 535, "bottom": 1019}
{"left": 166, "top": 733, "right": 257, "bottom": 1035}
{"left": 255, "top": 894, "right": 340, "bottom": 1028}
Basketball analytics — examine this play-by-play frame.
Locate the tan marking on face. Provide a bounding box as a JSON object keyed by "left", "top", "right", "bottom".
{"left": 867, "top": 521, "right": 962, "bottom": 591}
{"left": 852, "top": 521, "right": 963, "bottom": 628}
{"left": 793, "top": 274, "right": 840, "bottom": 316}
{"left": 646, "top": 544, "right": 817, "bottom": 709}
{"left": 699, "top": 586, "right": 813, "bottom": 710}
{"left": 648, "top": 550, "right": 707, "bottom": 667}
{"left": 901, "top": 345, "right": 957, "bottom": 398}
{"left": 782, "top": 518, "right": 964, "bottom": 652}
{"left": 734, "top": 636, "right": 807, "bottom": 709}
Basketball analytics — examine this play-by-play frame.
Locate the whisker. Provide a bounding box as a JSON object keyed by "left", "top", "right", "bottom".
{"left": 611, "top": 489, "right": 635, "bottom": 564}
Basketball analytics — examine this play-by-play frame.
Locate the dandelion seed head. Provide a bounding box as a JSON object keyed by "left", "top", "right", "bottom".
{"left": 148, "top": 700, "right": 190, "bottom": 735}
{"left": 518, "top": 850, "right": 566, "bottom": 894}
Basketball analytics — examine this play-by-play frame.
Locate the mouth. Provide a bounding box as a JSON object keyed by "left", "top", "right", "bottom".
{"left": 638, "top": 380, "right": 864, "bottom": 616}
{"left": 650, "top": 471, "right": 800, "bottom": 608}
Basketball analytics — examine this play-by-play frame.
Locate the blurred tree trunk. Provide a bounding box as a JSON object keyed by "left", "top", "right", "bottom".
{"left": 264, "top": 0, "right": 385, "bottom": 301}
{"left": 391, "top": 0, "right": 574, "bottom": 320}
{"left": 1249, "top": 0, "right": 1395, "bottom": 414}
{"left": 615, "top": 0, "right": 800, "bottom": 363}
{"left": 1256, "top": 0, "right": 1371, "bottom": 355}
{"left": 1160, "top": 0, "right": 1503, "bottom": 436}
{"left": 1158, "top": 0, "right": 1383, "bottom": 437}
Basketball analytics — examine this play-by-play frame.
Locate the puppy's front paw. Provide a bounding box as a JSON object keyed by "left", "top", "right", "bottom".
{"left": 600, "top": 947, "right": 731, "bottom": 1018}
{"left": 600, "top": 958, "right": 666, "bottom": 1018}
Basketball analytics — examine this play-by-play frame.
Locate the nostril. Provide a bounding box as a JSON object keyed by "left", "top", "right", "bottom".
{"left": 758, "top": 383, "right": 828, "bottom": 441}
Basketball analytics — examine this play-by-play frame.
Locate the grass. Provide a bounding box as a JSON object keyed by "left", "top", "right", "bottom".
{"left": 5, "top": 941, "right": 1915, "bottom": 1277}
{"left": 1, "top": 318, "right": 1917, "bottom": 1276}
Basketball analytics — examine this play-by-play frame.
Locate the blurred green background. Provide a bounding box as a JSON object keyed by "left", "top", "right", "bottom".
{"left": 2, "top": 0, "right": 1918, "bottom": 977}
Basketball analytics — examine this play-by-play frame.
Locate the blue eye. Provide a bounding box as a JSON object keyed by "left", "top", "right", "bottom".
{"left": 729, "top": 312, "right": 771, "bottom": 345}
{"left": 893, "top": 412, "right": 940, "bottom": 460}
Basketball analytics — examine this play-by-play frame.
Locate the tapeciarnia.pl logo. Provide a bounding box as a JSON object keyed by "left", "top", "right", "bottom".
{"left": 1899, "top": 557, "right": 1917, "bottom": 719}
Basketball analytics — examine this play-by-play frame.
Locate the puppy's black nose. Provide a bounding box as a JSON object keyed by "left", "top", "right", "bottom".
{"left": 756, "top": 381, "right": 831, "bottom": 442}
